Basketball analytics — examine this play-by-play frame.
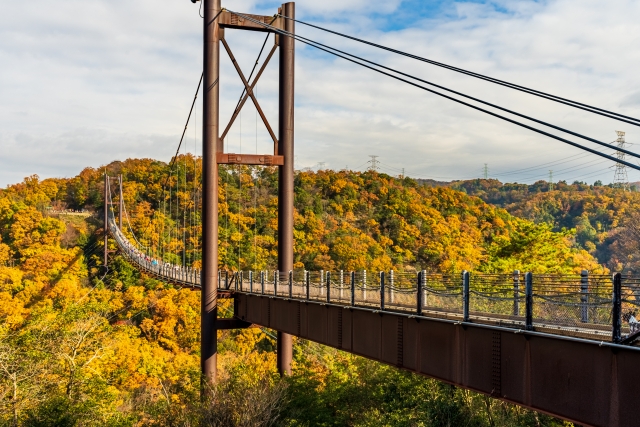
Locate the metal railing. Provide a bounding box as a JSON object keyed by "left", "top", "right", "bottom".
{"left": 108, "top": 216, "right": 639, "bottom": 344}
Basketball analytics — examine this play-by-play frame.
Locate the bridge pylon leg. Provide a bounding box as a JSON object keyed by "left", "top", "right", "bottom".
{"left": 201, "top": 0, "right": 221, "bottom": 385}
{"left": 276, "top": 1, "right": 295, "bottom": 376}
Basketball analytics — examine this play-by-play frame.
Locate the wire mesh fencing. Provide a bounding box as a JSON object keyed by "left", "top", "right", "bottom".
{"left": 352, "top": 270, "right": 381, "bottom": 307}
{"left": 105, "top": 188, "right": 636, "bottom": 342}
{"left": 141, "top": 265, "right": 638, "bottom": 343}
{"left": 423, "top": 273, "right": 463, "bottom": 314}
{"left": 621, "top": 276, "right": 640, "bottom": 336}
{"left": 385, "top": 271, "right": 417, "bottom": 312}
{"left": 291, "top": 270, "right": 307, "bottom": 298}
{"left": 469, "top": 273, "right": 523, "bottom": 320}
{"left": 307, "top": 270, "right": 326, "bottom": 302}
{"left": 531, "top": 274, "right": 612, "bottom": 330}
{"left": 327, "top": 271, "right": 352, "bottom": 305}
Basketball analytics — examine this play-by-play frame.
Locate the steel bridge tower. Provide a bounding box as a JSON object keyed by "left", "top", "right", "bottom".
{"left": 201, "top": 0, "right": 295, "bottom": 383}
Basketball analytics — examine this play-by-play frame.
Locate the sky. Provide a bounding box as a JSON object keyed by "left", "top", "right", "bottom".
{"left": 1, "top": 0, "right": 640, "bottom": 187}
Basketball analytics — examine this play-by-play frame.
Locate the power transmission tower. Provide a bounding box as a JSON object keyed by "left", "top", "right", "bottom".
{"left": 483, "top": 163, "right": 488, "bottom": 179}
{"left": 401, "top": 168, "right": 405, "bottom": 179}
{"left": 548, "top": 170, "right": 553, "bottom": 191}
{"left": 317, "top": 162, "right": 326, "bottom": 170}
{"left": 612, "top": 131, "right": 630, "bottom": 190}
{"left": 368, "top": 155, "right": 380, "bottom": 172}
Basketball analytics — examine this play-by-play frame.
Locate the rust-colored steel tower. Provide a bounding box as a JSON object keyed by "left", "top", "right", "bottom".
{"left": 276, "top": 0, "right": 295, "bottom": 377}
{"left": 201, "top": 0, "right": 221, "bottom": 383}
{"left": 201, "top": 0, "right": 295, "bottom": 382}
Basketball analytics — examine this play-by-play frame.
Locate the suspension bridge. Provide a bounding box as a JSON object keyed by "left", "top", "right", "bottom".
{"left": 98, "top": 1, "right": 640, "bottom": 426}
{"left": 105, "top": 180, "right": 640, "bottom": 426}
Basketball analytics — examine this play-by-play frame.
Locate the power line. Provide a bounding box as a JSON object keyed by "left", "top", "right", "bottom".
{"left": 376, "top": 155, "right": 611, "bottom": 184}
{"left": 279, "top": 15, "right": 640, "bottom": 127}
{"left": 229, "top": 11, "right": 640, "bottom": 172}
{"left": 572, "top": 166, "right": 617, "bottom": 182}
{"left": 574, "top": 168, "right": 611, "bottom": 180}
{"left": 516, "top": 158, "right": 610, "bottom": 182}
{"left": 378, "top": 160, "right": 401, "bottom": 172}
{"left": 491, "top": 152, "right": 593, "bottom": 177}
{"left": 364, "top": 150, "right": 612, "bottom": 182}
{"left": 350, "top": 160, "right": 370, "bottom": 171}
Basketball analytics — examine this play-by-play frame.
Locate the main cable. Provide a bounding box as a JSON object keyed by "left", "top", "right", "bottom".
{"left": 258, "top": 14, "right": 640, "bottom": 160}
{"left": 230, "top": 10, "right": 640, "bottom": 172}
{"left": 279, "top": 15, "right": 640, "bottom": 127}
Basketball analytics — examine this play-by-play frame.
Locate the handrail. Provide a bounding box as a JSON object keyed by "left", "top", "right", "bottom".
{"left": 106, "top": 214, "right": 640, "bottom": 344}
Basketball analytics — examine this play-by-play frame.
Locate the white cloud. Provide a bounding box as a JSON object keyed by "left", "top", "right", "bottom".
{"left": 1, "top": 0, "right": 639, "bottom": 186}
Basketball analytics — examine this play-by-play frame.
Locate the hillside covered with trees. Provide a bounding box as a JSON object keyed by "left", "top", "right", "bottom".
{"left": 447, "top": 179, "right": 640, "bottom": 273}
{"left": 0, "top": 159, "right": 597, "bottom": 426}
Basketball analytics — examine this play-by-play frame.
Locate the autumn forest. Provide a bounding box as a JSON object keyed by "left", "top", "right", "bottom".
{"left": 3, "top": 156, "right": 634, "bottom": 426}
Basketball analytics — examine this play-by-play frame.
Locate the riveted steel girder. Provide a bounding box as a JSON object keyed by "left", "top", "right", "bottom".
{"left": 234, "top": 293, "right": 640, "bottom": 427}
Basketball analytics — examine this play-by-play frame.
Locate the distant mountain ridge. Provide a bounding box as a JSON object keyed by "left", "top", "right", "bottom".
{"left": 414, "top": 178, "right": 640, "bottom": 272}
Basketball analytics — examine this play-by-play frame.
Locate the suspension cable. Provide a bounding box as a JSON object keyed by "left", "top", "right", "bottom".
{"left": 238, "top": 109, "right": 242, "bottom": 270}
{"left": 224, "top": 137, "right": 229, "bottom": 270}
{"left": 193, "top": 90, "right": 198, "bottom": 267}
{"left": 243, "top": 12, "right": 640, "bottom": 161}
{"left": 162, "top": 73, "right": 204, "bottom": 194}
{"left": 229, "top": 10, "right": 640, "bottom": 172}
{"left": 254, "top": 86, "right": 258, "bottom": 270}
{"left": 278, "top": 14, "right": 640, "bottom": 127}
{"left": 121, "top": 196, "right": 150, "bottom": 253}
{"left": 183, "top": 133, "right": 188, "bottom": 267}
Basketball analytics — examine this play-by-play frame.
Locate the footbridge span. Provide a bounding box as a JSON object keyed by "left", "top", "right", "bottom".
{"left": 106, "top": 192, "right": 640, "bottom": 427}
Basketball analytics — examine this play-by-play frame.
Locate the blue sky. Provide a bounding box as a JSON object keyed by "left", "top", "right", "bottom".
{"left": 1, "top": 0, "right": 639, "bottom": 186}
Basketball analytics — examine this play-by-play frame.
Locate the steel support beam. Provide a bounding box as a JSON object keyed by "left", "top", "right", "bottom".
{"left": 235, "top": 293, "right": 640, "bottom": 427}
{"left": 216, "top": 318, "right": 254, "bottom": 329}
{"left": 218, "top": 11, "right": 282, "bottom": 32}
{"left": 276, "top": 1, "right": 295, "bottom": 376}
{"left": 201, "top": 0, "right": 221, "bottom": 384}
{"left": 217, "top": 153, "right": 284, "bottom": 166}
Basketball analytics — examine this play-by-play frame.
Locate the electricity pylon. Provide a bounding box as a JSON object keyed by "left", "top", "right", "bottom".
{"left": 368, "top": 155, "right": 380, "bottom": 172}
{"left": 613, "top": 131, "right": 630, "bottom": 191}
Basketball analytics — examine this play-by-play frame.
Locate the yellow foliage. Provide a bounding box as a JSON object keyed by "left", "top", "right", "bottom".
{"left": 0, "top": 291, "right": 26, "bottom": 328}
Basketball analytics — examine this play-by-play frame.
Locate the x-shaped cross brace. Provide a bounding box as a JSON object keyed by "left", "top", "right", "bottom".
{"left": 220, "top": 36, "right": 279, "bottom": 155}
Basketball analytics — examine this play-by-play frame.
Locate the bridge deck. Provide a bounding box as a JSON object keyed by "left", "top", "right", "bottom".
{"left": 236, "top": 291, "right": 640, "bottom": 427}
{"left": 108, "top": 217, "right": 640, "bottom": 426}
{"left": 115, "top": 229, "right": 624, "bottom": 343}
